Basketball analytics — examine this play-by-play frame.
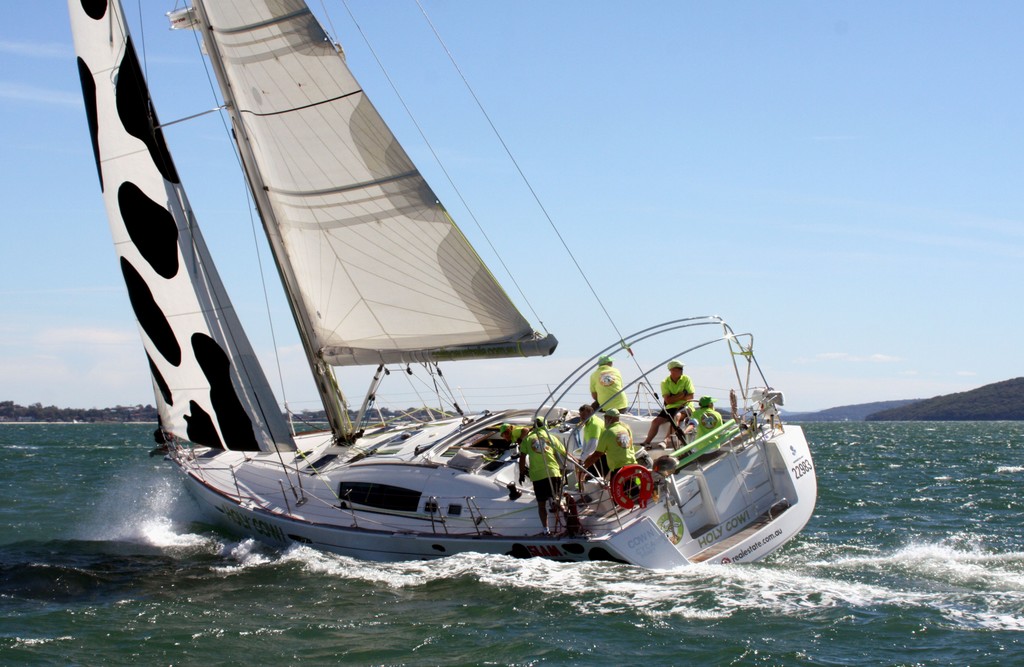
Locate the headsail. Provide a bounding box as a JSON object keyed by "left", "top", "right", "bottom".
{"left": 190, "top": 0, "right": 557, "bottom": 368}
{"left": 69, "top": 0, "right": 295, "bottom": 452}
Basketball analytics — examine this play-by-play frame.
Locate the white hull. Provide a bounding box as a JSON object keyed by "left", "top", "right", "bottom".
{"left": 69, "top": 1, "right": 817, "bottom": 573}
{"left": 169, "top": 411, "right": 816, "bottom": 569}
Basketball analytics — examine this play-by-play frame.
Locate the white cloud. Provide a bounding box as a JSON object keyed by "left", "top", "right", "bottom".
{"left": 0, "top": 287, "right": 124, "bottom": 298}
{"left": 0, "top": 82, "right": 80, "bottom": 107}
{"left": 0, "top": 40, "right": 70, "bottom": 59}
{"left": 801, "top": 352, "right": 903, "bottom": 364}
{"left": 38, "top": 327, "right": 138, "bottom": 346}
{"left": 0, "top": 326, "right": 149, "bottom": 407}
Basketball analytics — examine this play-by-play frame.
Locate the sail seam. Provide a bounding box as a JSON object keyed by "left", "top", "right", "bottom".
{"left": 210, "top": 8, "right": 314, "bottom": 35}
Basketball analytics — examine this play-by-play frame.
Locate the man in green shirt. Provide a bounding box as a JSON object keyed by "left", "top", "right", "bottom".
{"left": 498, "top": 422, "right": 529, "bottom": 448}
{"left": 640, "top": 359, "right": 694, "bottom": 447}
{"left": 578, "top": 403, "right": 606, "bottom": 479}
{"left": 519, "top": 418, "right": 568, "bottom": 535}
{"left": 589, "top": 355, "right": 629, "bottom": 413}
{"left": 582, "top": 408, "right": 636, "bottom": 480}
{"left": 693, "top": 395, "right": 723, "bottom": 438}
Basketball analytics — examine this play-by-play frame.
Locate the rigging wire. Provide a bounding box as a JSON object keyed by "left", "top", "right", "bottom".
{"left": 177, "top": 11, "right": 293, "bottom": 422}
{"left": 398, "top": 367, "right": 439, "bottom": 422}
{"left": 411, "top": 0, "right": 629, "bottom": 348}
{"left": 428, "top": 362, "right": 464, "bottom": 416}
{"left": 134, "top": 0, "right": 146, "bottom": 78}
{"left": 179, "top": 2, "right": 309, "bottom": 489}
{"left": 333, "top": 0, "right": 547, "bottom": 334}
{"left": 330, "top": 1, "right": 646, "bottom": 396}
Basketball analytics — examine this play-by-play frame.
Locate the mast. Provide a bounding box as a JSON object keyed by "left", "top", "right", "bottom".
{"left": 187, "top": 1, "right": 354, "bottom": 440}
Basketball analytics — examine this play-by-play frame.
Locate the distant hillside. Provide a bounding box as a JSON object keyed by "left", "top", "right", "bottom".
{"left": 0, "top": 400, "right": 157, "bottom": 423}
{"left": 866, "top": 377, "right": 1024, "bottom": 421}
{"left": 787, "top": 399, "right": 921, "bottom": 422}
{"left": 0, "top": 401, "right": 453, "bottom": 425}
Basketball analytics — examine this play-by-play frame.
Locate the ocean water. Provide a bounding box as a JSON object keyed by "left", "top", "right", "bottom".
{"left": 1, "top": 421, "right": 1022, "bottom": 666}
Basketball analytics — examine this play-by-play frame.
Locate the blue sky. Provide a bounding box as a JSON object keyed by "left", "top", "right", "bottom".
{"left": 2, "top": 2, "right": 1021, "bottom": 413}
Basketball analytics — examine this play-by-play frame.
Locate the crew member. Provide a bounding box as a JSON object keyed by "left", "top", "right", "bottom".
{"left": 589, "top": 355, "right": 629, "bottom": 413}
{"left": 498, "top": 422, "right": 530, "bottom": 449}
{"left": 578, "top": 404, "right": 606, "bottom": 479}
{"left": 693, "top": 396, "right": 723, "bottom": 438}
{"left": 640, "top": 359, "right": 694, "bottom": 447}
{"left": 519, "top": 417, "right": 568, "bottom": 535}
{"left": 582, "top": 408, "right": 636, "bottom": 480}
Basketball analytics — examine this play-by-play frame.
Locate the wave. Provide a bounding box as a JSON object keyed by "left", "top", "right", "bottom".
{"left": 6, "top": 525, "right": 1024, "bottom": 634}
{"left": 66, "top": 456, "right": 217, "bottom": 551}
{"left": 204, "top": 534, "right": 1024, "bottom": 630}
{"left": 0, "top": 539, "right": 183, "bottom": 604}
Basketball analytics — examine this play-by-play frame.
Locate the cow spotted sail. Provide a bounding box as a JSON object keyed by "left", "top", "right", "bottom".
{"left": 68, "top": 0, "right": 293, "bottom": 452}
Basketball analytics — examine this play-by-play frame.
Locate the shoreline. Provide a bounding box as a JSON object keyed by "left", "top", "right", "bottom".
{"left": 0, "top": 421, "right": 158, "bottom": 425}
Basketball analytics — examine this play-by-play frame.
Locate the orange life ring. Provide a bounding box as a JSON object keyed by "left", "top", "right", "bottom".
{"left": 611, "top": 465, "right": 654, "bottom": 509}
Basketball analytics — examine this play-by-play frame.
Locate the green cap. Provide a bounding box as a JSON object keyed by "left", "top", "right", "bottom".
{"left": 598, "top": 355, "right": 613, "bottom": 365}
{"left": 699, "top": 396, "right": 714, "bottom": 408}
{"left": 604, "top": 408, "right": 620, "bottom": 418}
{"left": 498, "top": 423, "right": 511, "bottom": 435}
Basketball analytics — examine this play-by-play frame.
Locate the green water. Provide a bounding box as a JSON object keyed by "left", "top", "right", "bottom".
{"left": 1, "top": 422, "right": 1022, "bottom": 665}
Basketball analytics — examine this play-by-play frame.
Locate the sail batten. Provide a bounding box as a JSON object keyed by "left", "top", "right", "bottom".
{"left": 267, "top": 170, "right": 417, "bottom": 198}
{"left": 211, "top": 6, "right": 314, "bottom": 35}
{"left": 238, "top": 90, "right": 363, "bottom": 118}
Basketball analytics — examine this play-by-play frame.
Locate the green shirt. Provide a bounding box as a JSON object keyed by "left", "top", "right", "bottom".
{"left": 589, "top": 364, "right": 628, "bottom": 411}
{"left": 596, "top": 421, "right": 636, "bottom": 471}
{"left": 693, "top": 407, "right": 723, "bottom": 438}
{"left": 523, "top": 428, "right": 567, "bottom": 481}
{"left": 661, "top": 374, "right": 695, "bottom": 409}
{"left": 506, "top": 425, "right": 528, "bottom": 445}
{"left": 581, "top": 415, "right": 604, "bottom": 459}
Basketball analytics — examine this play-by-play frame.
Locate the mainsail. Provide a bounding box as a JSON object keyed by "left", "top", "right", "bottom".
{"left": 189, "top": 0, "right": 557, "bottom": 368}
{"left": 69, "top": 0, "right": 294, "bottom": 452}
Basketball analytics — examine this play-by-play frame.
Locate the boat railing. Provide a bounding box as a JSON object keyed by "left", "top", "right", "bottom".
{"left": 535, "top": 316, "right": 734, "bottom": 420}
{"left": 426, "top": 496, "right": 447, "bottom": 534}
{"left": 669, "top": 420, "right": 742, "bottom": 471}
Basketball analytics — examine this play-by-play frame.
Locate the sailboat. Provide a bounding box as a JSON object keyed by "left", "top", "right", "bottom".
{"left": 68, "top": 0, "right": 816, "bottom": 568}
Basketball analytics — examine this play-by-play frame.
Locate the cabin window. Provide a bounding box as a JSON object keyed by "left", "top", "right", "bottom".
{"left": 338, "top": 482, "right": 421, "bottom": 512}
{"left": 306, "top": 453, "right": 338, "bottom": 471}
